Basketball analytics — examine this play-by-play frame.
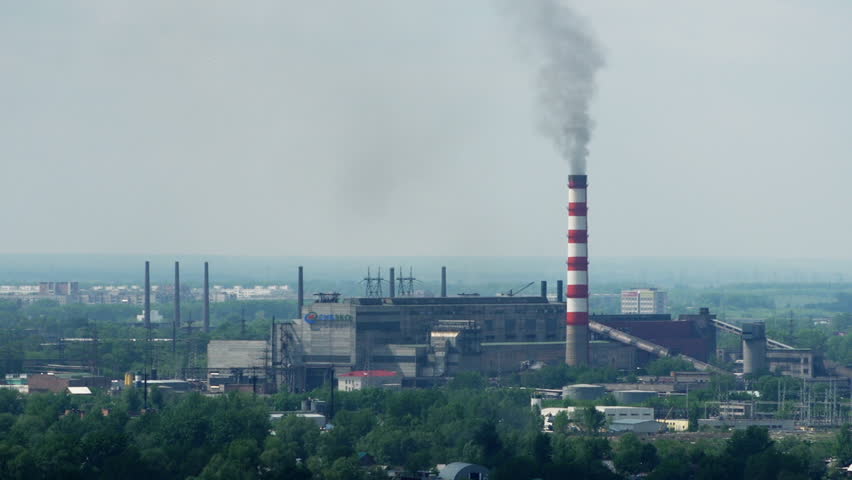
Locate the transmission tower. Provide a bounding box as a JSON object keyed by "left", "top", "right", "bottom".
{"left": 397, "top": 266, "right": 416, "bottom": 296}
{"left": 362, "top": 267, "right": 384, "bottom": 297}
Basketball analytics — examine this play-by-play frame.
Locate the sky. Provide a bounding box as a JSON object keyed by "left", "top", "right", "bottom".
{"left": 1, "top": 1, "right": 851, "bottom": 258}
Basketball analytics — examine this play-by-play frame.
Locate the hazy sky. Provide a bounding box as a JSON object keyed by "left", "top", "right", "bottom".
{"left": 2, "top": 1, "right": 850, "bottom": 258}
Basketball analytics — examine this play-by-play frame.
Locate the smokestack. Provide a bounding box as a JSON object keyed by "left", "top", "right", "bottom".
{"left": 441, "top": 266, "right": 447, "bottom": 297}
{"left": 566, "top": 175, "right": 589, "bottom": 366}
{"left": 389, "top": 267, "right": 395, "bottom": 298}
{"left": 203, "top": 262, "right": 210, "bottom": 334}
{"left": 174, "top": 261, "right": 180, "bottom": 357}
{"left": 144, "top": 261, "right": 151, "bottom": 330}
{"left": 540, "top": 281, "right": 548, "bottom": 298}
{"left": 557, "top": 280, "right": 564, "bottom": 303}
{"left": 297, "top": 266, "right": 304, "bottom": 318}
{"left": 174, "top": 262, "right": 181, "bottom": 327}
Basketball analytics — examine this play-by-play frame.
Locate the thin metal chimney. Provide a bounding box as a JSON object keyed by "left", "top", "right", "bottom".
{"left": 144, "top": 261, "right": 151, "bottom": 330}
{"left": 540, "top": 281, "right": 548, "bottom": 298}
{"left": 566, "top": 174, "right": 589, "bottom": 366}
{"left": 557, "top": 280, "right": 564, "bottom": 303}
{"left": 441, "top": 266, "right": 447, "bottom": 297}
{"left": 174, "top": 261, "right": 180, "bottom": 357}
{"left": 203, "top": 261, "right": 210, "bottom": 334}
{"left": 297, "top": 266, "right": 304, "bottom": 319}
{"left": 389, "top": 267, "right": 395, "bottom": 298}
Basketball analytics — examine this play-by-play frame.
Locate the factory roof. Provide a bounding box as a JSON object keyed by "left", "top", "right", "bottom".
{"left": 339, "top": 370, "right": 398, "bottom": 378}
{"left": 351, "top": 296, "right": 550, "bottom": 306}
{"left": 610, "top": 419, "right": 659, "bottom": 425}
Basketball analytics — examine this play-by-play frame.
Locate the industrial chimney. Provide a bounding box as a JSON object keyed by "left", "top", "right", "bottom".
{"left": 297, "top": 266, "right": 304, "bottom": 318}
{"left": 441, "top": 266, "right": 447, "bottom": 297}
{"left": 144, "top": 261, "right": 151, "bottom": 331}
{"left": 174, "top": 261, "right": 180, "bottom": 356}
{"left": 389, "top": 267, "right": 396, "bottom": 298}
{"left": 566, "top": 175, "right": 589, "bottom": 366}
{"left": 174, "top": 262, "right": 181, "bottom": 328}
{"left": 203, "top": 262, "right": 210, "bottom": 334}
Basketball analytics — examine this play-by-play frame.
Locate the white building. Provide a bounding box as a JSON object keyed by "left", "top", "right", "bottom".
{"left": 337, "top": 370, "right": 401, "bottom": 392}
{"left": 136, "top": 309, "right": 164, "bottom": 324}
{"left": 541, "top": 406, "right": 654, "bottom": 430}
{"left": 620, "top": 288, "right": 668, "bottom": 314}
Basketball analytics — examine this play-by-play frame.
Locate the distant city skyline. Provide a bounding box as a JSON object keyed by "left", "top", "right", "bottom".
{"left": 2, "top": 1, "right": 851, "bottom": 258}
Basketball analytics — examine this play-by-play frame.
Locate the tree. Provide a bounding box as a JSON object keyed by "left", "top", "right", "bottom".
{"left": 448, "top": 372, "right": 486, "bottom": 390}
{"left": 552, "top": 411, "right": 572, "bottom": 434}
{"left": 614, "top": 433, "right": 659, "bottom": 475}
{"left": 836, "top": 424, "right": 852, "bottom": 466}
{"left": 575, "top": 407, "right": 606, "bottom": 435}
{"left": 646, "top": 357, "right": 694, "bottom": 376}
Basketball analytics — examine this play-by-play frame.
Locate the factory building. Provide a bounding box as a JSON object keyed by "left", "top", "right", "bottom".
{"left": 265, "top": 288, "right": 720, "bottom": 391}
{"left": 620, "top": 288, "right": 668, "bottom": 314}
{"left": 767, "top": 349, "right": 818, "bottom": 378}
{"left": 276, "top": 294, "right": 570, "bottom": 390}
{"left": 207, "top": 340, "right": 268, "bottom": 390}
{"left": 592, "top": 311, "right": 717, "bottom": 363}
{"left": 201, "top": 266, "right": 727, "bottom": 392}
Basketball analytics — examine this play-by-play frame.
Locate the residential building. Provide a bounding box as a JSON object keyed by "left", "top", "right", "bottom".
{"left": 621, "top": 288, "right": 668, "bottom": 314}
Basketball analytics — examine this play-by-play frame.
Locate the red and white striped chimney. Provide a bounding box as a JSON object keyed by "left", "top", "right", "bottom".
{"left": 566, "top": 174, "right": 589, "bottom": 366}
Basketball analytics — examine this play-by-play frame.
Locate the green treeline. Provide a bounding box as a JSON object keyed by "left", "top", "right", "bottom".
{"left": 0, "top": 386, "right": 848, "bottom": 480}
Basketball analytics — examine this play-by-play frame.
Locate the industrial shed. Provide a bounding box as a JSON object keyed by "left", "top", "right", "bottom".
{"left": 438, "top": 462, "right": 489, "bottom": 480}
{"left": 608, "top": 418, "right": 662, "bottom": 434}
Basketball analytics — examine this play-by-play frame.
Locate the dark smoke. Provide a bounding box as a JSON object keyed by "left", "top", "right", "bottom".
{"left": 505, "top": 0, "right": 604, "bottom": 174}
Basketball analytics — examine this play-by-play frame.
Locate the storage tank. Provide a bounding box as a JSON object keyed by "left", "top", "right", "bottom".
{"left": 562, "top": 384, "right": 606, "bottom": 401}
{"left": 613, "top": 390, "right": 657, "bottom": 405}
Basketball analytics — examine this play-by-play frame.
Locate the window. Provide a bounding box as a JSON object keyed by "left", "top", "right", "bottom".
{"left": 524, "top": 318, "right": 536, "bottom": 331}
{"left": 484, "top": 320, "right": 494, "bottom": 331}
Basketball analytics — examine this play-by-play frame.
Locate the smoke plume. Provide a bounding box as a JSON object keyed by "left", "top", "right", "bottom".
{"left": 506, "top": 0, "right": 604, "bottom": 173}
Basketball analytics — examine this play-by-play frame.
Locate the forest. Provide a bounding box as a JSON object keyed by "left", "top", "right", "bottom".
{"left": 0, "top": 383, "right": 849, "bottom": 480}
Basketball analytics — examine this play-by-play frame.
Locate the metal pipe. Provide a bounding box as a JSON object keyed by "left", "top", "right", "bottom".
{"left": 389, "top": 267, "right": 395, "bottom": 298}
{"left": 441, "top": 266, "right": 447, "bottom": 297}
{"left": 557, "top": 280, "right": 564, "bottom": 303}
